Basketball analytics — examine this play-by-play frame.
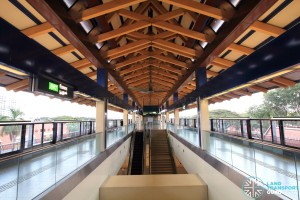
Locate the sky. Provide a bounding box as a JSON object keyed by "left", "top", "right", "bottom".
{"left": 0, "top": 87, "right": 264, "bottom": 120}
{"left": 0, "top": 87, "right": 125, "bottom": 120}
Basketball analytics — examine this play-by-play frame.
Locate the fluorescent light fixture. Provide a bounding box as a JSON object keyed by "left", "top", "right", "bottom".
{"left": 74, "top": 91, "right": 90, "bottom": 98}
{"left": 0, "top": 63, "right": 28, "bottom": 76}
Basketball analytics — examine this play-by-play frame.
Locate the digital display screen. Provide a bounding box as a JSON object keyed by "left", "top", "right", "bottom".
{"left": 48, "top": 82, "right": 59, "bottom": 92}
{"left": 34, "top": 76, "right": 74, "bottom": 99}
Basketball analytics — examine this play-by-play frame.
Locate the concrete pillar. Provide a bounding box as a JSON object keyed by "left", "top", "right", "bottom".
{"left": 197, "top": 98, "right": 210, "bottom": 150}
{"left": 174, "top": 109, "right": 179, "bottom": 126}
{"left": 96, "top": 69, "right": 108, "bottom": 152}
{"left": 96, "top": 100, "right": 107, "bottom": 152}
{"left": 132, "top": 112, "right": 136, "bottom": 124}
{"left": 196, "top": 67, "right": 209, "bottom": 150}
{"left": 166, "top": 112, "right": 169, "bottom": 123}
{"left": 123, "top": 110, "right": 128, "bottom": 126}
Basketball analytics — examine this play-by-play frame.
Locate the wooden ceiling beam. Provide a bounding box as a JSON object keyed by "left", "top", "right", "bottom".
{"left": 269, "top": 80, "right": 288, "bottom": 88}
{"left": 235, "top": 89, "right": 252, "bottom": 96}
{"left": 213, "top": 57, "right": 235, "bottom": 67}
{"left": 249, "top": 85, "right": 268, "bottom": 93}
{"left": 6, "top": 79, "right": 29, "bottom": 91}
{"left": 227, "top": 43, "right": 254, "bottom": 55}
{"left": 152, "top": 21, "right": 210, "bottom": 42}
{"left": 70, "top": 59, "right": 90, "bottom": 68}
{"left": 152, "top": 63, "right": 182, "bottom": 75}
{"left": 21, "top": 22, "right": 55, "bottom": 38}
{"left": 104, "top": 39, "right": 151, "bottom": 59}
{"left": 117, "top": 9, "right": 150, "bottom": 21}
{"left": 272, "top": 77, "right": 296, "bottom": 87}
{"left": 120, "top": 63, "right": 150, "bottom": 76}
{"left": 51, "top": 45, "right": 76, "bottom": 56}
{"left": 92, "top": 21, "right": 151, "bottom": 43}
{"left": 75, "top": 0, "right": 147, "bottom": 22}
{"left": 152, "top": 39, "right": 201, "bottom": 58}
{"left": 153, "top": 74, "right": 176, "bottom": 84}
{"left": 210, "top": 62, "right": 231, "bottom": 70}
{"left": 154, "top": 8, "right": 185, "bottom": 21}
{"left": 77, "top": 63, "right": 93, "bottom": 71}
{"left": 207, "top": 70, "right": 219, "bottom": 77}
{"left": 115, "top": 54, "right": 150, "bottom": 69}
{"left": 158, "top": 0, "right": 276, "bottom": 106}
{"left": 123, "top": 70, "right": 147, "bottom": 80}
{"left": 159, "top": 0, "right": 230, "bottom": 21}
{"left": 250, "top": 21, "right": 286, "bottom": 37}
{"left": 152, "top": 69, "right": 178, "bottom": 80}
{"left": 126, "top": 75, "right": 150, "bottom": 84}
{"left": 129, "top": 79, "right": 149, "bottom": 87}
{"left": 152, "top": 79, "right": 173, "bottom": 88}
{"left": 152, "top": 54, "right": 188, "bottom": 68}
{"left": 27, "top": 0, "right": 141, "bottom": 106}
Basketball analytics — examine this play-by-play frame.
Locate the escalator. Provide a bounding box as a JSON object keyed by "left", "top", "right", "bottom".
{"left": 130, "top": 132, "right": 144, "bottom": 175}
{"left": 150, "top": 130, "right": 176, "bottom": 174}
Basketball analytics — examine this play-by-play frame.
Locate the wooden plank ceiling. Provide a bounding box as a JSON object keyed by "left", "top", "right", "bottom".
{"left": 0, "top": 0, "right": 299, "bottom": 108}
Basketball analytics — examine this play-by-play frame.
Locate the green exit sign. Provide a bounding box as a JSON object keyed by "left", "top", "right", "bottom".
{"left": 48, "top": 82, "right": 59, "bottom": 92}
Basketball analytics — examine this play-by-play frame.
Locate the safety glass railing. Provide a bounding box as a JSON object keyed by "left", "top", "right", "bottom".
{"left": 0, "top": 133, "right": 100, "bottom": 200}
{"left": 106, "top": 124, "right": 135, "bottom": 148}
{"left": 0, "top": 121, "right": 96, "bottom": 156}
{"left": 167, "top": 121, "right": 300, "bottom": 200}
{"left": 205, "top": 131, "right": 300, "bottom": 200}
{"left": 210, "top": 118, "right": 300, "bottom": 148}
{"left": 167, "top": 123, "right": 199, "bottom": 147}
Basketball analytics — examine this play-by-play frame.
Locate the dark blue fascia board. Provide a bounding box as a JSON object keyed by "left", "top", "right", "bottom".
{"left": 169, "top": 22, "right": 300, "bottom": 110}
{"left": 0, "top": 18, "right": 131, "bottom": 110}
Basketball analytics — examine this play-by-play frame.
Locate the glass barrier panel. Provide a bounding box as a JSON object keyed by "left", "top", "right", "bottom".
{"left": 250, "top": 120, "right": 262, "bottom": 140}
{"left": 261, "top": 120, "right": 272, "bottom": 142}
{"left": 0, "top": 158, "right": 19, "bottom": 199}
{"left": 0, "top": 124, "right": 22, "bottom": 153}
{"left": 254, "top": 145, "right": 298, "bottom": 200}
{"left": 63, "top": 122, "right": 80, "bottom": 139}
{"left": 24, "top": 125, "right": 33, "bottom": 149}
{"left": 17, "top": 149, "right": 57, "bottom": 200}
{"left": 55, "top": 140, "right": 79, "bottom": 182}
{"left": 33, "top": 124, "right": 43, "bottom": 147}
{"left": 283, "top": 120, "right": 300, "bottom": 148}
{"left": 223, "top": 120, "right": 241, "bottom": 137}
{"left": 43, "top": 123, "right": 53, "bottom": 144}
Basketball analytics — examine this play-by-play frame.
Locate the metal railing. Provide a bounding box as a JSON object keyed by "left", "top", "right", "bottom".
{"left": 210, "top": 118, "right": 300, "bottom": 148}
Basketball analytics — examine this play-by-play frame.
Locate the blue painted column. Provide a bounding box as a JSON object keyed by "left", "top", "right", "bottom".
{"left": 96, "top": 69, "right": 108, "bottom": 151}
{"left": 196, "top": 67, "right": 209, "bottom": 149}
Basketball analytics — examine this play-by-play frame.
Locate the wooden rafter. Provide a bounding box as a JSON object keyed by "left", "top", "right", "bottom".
{"left": 21, "top": 22, "right": 54, "bottom": 38}
{"left": 159, "top": 0, "right": 230, "bottom": 21}
{"left": 75, "top": 0, "right": 147, "bottom": 22}
{"left": 250, "top": 21, "right": 285, "bottom": 37}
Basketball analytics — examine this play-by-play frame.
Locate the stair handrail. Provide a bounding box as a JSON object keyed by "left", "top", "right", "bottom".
{"left": 127, "top": 132, "right": 136, "bottom": 175}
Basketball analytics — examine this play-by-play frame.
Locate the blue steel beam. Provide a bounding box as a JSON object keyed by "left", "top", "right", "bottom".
{"left": 0, "top": 18, "right": 131, "bottom": 110}
{"left": 170, "top": 22, "right": 300, "bottom": 110}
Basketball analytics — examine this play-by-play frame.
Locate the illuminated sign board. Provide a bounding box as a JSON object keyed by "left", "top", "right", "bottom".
{"left": 34, "top": 76, "right": 74, "bottom": 99}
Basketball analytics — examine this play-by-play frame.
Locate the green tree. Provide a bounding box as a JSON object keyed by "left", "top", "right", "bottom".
{"left": 247, "top": 84, "right": 300, "bottom": 118}
{"left": 0, "top": 108, "right": 24, "bottom": 149}
{"left": 209, "top": 109, "right": 241, "bottom": 118}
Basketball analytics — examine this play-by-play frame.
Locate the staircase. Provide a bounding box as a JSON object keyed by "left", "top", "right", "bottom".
{"left": 130, "top": 132, "right": 143, "bottom": 175}
{"left": 150, "top": 130, "right": 175, "bottom": 174}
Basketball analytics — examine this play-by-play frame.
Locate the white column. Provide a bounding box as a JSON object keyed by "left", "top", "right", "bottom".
{"left": 132, "top": 112, "right": 136, "bottom": 124}
{"left": 166, "top": 112, "right": 169, "bottom": 123}
{"left": 197, "top": 98, "right": 210, "bottom": 150}
{"left": 123, "top": 110, "right": 128, "bottom": 126}
{"left": 174, "top": 109, "right": 179, "bottom": 126}
{"left": 96, "top": 100, "right": 107, "bottom": 152}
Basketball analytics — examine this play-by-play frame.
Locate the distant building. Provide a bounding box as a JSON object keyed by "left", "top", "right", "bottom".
{"left": 0, "top": 93, "right": 17, "bottom": 117}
